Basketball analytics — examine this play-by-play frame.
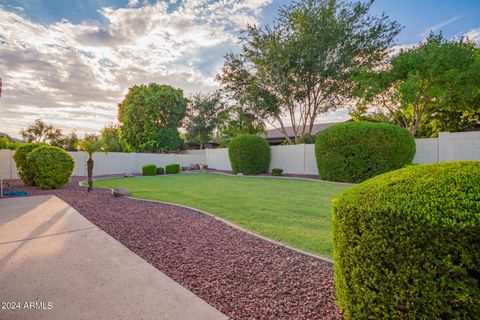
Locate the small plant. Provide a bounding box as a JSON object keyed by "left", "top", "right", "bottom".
{"left": 228, "top": 134, "right": 270, "bottom": 175}
{"left": 165, "top": 164, "right": 180, "bottom": 174}
{"left": 333, "top": 161, "right": 480, "bottom": 319}
{"left": 13, "top": 142, "right": 44, "bottom": 185}
{"left": 157, "top": 167, "right": 165, "bottom": 175}
{"left": 142, "top": 164, "right": 157, "bottom": 176}
{"left": 271, "top": 168, "right": 283, "bottom": 176}
{"left": 26, "top": 146, "right": 75, "bottom": 189}
{"left": 76, "top": 137, "right": 106, "bottom": 192}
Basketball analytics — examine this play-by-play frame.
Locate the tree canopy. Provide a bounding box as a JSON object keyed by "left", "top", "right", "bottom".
{"left": 218, "top": 0, "right": 401, "bottom": 143}
{"left": 352, "top": 33, "right": 480, "bottom": 137}
{"left": 118, "top": 83, "right": 187, "bottom": 152}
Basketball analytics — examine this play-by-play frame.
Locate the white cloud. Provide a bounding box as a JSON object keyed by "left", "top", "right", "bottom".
{"left": 419, "top": 15, "right": 463, "bottom": 38}
{"left": 463, "top": 28, "right": 480, "bottom": 44}
{"left": 0, "top": 1, "right": 272, "bottom": 138}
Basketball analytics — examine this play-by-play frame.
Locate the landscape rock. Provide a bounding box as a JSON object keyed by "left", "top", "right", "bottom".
{"left": 112, "top": 188, "right": 131, "bottom": 197}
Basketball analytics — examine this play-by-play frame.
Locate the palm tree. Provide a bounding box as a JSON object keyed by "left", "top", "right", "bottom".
{"left": 76, "top": 137, "right": 106, "bottom": 192}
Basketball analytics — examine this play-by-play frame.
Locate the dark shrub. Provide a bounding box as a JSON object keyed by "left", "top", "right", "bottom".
{"left": 333, "top": 161, "right": 480, "bottom": 319}
{"left": 26, "top": 146, "right": 75, "bottom": 189}
{"left": 298, "top": 133, "right": 316, "bottom": 144}
{"left": 315, "top": 121, "right": 415, "bottom": 183}
{"left": 13, "top": 143, "right": 44, "bottom": 185}
{"left": 157, "top": 167, "right": 165, "bottom": 175}
{"left": 228, "top": 134, "right": 270, "bottom": 175}
{"left": 165, "top": 164, "right": 180, "bottom": 174}
{"left": 142, "top": 164, "right": 157, "bottom": 176}
{"left": 271, "top": 168, "right": 283, "bottom": 176}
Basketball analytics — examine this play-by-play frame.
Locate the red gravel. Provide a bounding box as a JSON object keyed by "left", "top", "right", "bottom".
{"left": 4, "top": 176, "right": 343, "bottom": 320}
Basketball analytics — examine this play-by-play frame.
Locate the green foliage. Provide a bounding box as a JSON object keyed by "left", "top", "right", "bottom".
{"left": 118, "top": 83, "right": 187, "bottom": 152}
{"left": 13, "top": 143, "right": 44, "bottom": 185}
{"left": 218, "top": 0, "right": 400, "bottom": 143}
{"left": 219, "top": 106, "right": 266, "bottom": 146}
{"left": 101, "top": 124, "right": 125, "bottom": 152}
{"left": 26, "top": 146, "right": 75, "bottom": 189}
{"left": 0, "top": 135, "right": 20, "bottom": 150}
{"left": 315, "top": 122, "right": 415, "bottom": 182}
{"left": 298, "top": 133, "right": 316, "bottom": 144}
{"left": 142, "top": 164, "right": 157, "bottom": 176}
{"left": 352, "top": 34, "right": 480, "bottom": 137}
{"left": 271, "top": 168, "right": 283, "bottom": 176}
{"left": 156, "top": 167, "right": 165, "bottom": 175}
{"left": 186, "top": 92, "right": 229, "bottom": 148}
{"left": 333, "top": 161, "right": 480, "bottom": 319}
{"left": 228, "top": 134, "right": 270, "bottom": 175}
{"left": 76, "top": 137, "right": 106, "bottom": 157}
{"left": 165, "top": 164, "right": 180, "bottom": 174}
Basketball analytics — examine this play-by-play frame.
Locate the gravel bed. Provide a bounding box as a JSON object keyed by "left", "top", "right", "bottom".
{"left": 3, "top": 176, "right": 343, "bottom": 320}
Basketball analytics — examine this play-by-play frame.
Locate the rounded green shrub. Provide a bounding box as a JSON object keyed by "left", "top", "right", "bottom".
{"left": 332, "top": 161, "right": 480, "bottom": 319}
{"left": 26, "top": 146, "right": 75, "bottom": 190}
{"left": 157, "top": 167, "right": 165, "bottom": 175}
{"left": 228, "top": 134, "right": 270, "bottom": 175}
{"left": 315, "top": 121, "right": 415, "bottom": 182}
{"left": 13, "top": 143, "right": 44, "bottom": 185}
{"left": 142, "top": 164, "right": 157, "bottom": 176}
{"left": 165, "top": 164, "right": 180, "bottom": 174}
{"left": 271, "top": 168, "right": 283, "bottom": 176}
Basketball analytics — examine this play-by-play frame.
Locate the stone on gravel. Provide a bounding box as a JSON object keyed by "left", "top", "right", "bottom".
{"left": 123, "top": 173, "right": 135, "bottom": 178}
{"left": 112, "top": 188, "right": 131, "bottom": 197}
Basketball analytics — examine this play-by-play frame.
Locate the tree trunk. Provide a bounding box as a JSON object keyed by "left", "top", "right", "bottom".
{"left": 87, "top": 157, "right": 94, "bottom": 192}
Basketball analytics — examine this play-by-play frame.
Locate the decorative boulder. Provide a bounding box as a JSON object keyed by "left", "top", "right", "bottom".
{"left": 112, "top": 188, "right": 131, "bottom": 197}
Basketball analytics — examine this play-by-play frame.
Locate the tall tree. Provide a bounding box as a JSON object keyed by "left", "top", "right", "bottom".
{"left": 76, "top": 136, "right": 106, "bottom": 192}
{"left": 118, "top": 83, "right": 187, "bottom": 152}
{"left": 20, "top": 119, "right": 64, "bottom": 144}
{"left": 185, "top": 92, "right": 229, "bottom": 149}
{"left": 352, "top": 34, "right": 480, "bottom": 137}
{"left": 218, "top": 0, "right": 401, "bottom": 143}
{"left": 101, "top": 124, "right": 125, "bottom": 152}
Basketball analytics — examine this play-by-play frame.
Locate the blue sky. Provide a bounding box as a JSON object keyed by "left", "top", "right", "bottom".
{"left": 0, "top": 0, "right": 479, "bottom": 137}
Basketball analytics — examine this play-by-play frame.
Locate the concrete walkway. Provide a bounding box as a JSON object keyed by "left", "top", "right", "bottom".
{"left": 0, "top": 195, "right": 227, "bottom": 320}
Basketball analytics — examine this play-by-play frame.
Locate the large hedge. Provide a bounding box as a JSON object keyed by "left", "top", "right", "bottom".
{"left": 26, "top": 146, "right": 75, "bottom": 189}
{"left": 332, "top": 161, "right": 480, "bottom": 319}
{"left": 228, "top": 134, "right": 270, "bottom": 175}
{"left": 13, "top": 143, "right": 44, "bottom": 185}
{"left": 315, "top": 121, "right": 415, "bottom": 182}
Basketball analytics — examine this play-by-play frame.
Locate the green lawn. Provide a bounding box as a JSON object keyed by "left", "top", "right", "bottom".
{"left": 92, "top": 173, "right": 352, "bottom": 259}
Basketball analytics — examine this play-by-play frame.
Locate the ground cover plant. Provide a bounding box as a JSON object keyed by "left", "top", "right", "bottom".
{"left": 91, "top": 173, "right": 351, "bottom": 258}
{"left": 333, "top": 161, "right": 480, "bottom": 319}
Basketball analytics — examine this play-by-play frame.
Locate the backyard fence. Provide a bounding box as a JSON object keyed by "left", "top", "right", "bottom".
{"left": 1, "top": 131, "right": 479, "bottom": 179}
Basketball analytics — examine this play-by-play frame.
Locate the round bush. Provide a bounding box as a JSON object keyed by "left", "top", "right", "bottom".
{"left": 142, "top": 164, "right": 157, "bottom": 176}
{"left": 228, "top": 134, "right": 270, "bottom": 175}
{"left": 315, "top": 121, "right": 415, "bottom": 182}
{"left": 26, "top": 146, "right": 75, "bottom": 190}
{"left": 165, "top": 164, "right": 180, "bottom": 174}
{"left": 332, "top": 161, "right": 480, "bottom": 319}
{"left": 13, "top": 143, "right": 44, "bottom": 185}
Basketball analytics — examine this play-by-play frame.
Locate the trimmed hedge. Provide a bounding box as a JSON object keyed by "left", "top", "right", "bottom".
{"left": 13, "top": 143, "right": 44, "bottom": 185}
{"left": 315, "top": 121, "right": 415, "bottom": 183}
{"left": 332, "top": 161, "right": 480, "bottom": 319}
{"left": 272, "top": 168, "right": 283, "bottom": 176}
{"left": 228, "top": 134, "right": 270, "bottom": 175}
{"left": 26, "top": 146, "right": 75, "bottom": 190}
{"left": 165, "top": 164, "right": 180, "bottom": 174}
{"left": 157, "top": 167, "right": 165, "bottom": 175}
{"left": 142, "top": 164, "right": 157, "bottom": 176}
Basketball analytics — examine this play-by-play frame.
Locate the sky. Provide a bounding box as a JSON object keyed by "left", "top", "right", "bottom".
{"left": 0, "top": 0, "right": 479, "bottom": 139}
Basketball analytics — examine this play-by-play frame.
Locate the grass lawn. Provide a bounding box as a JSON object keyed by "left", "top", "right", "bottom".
{"left": 92, "top": 173, "right": 352, "bottom": 259}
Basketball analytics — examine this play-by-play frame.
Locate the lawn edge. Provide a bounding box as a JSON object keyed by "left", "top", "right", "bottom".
{"left": 79, "top": 178, "right": 334, "bottom": 264}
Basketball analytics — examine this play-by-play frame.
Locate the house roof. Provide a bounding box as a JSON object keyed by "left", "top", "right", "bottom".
{"left": 262, "top": 122, "right": 341, "bottom": 140}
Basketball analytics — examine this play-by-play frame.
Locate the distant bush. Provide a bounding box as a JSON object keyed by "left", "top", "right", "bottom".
{"left": 0, "top": 136, "right": 20, "bottom": 150}
{"left": 142, "top": 164, "right": 157, "bottom": 176}
{"left": 156, "top": 167, "right": 165, "bottom": 175}
{"left": 165, "top": 164, "right": 180, "bottom": 174}
{"left": 298, "top": 133, "right": 316, "bottom": 144}
{"left": 26, "top": 146, "right": 75, "bottom": 189}
{"left": 315, "top": 121, "right": 415, "bottom": 183}
{"left": 333, "top": 161, "right": 480, "bottom": 319}
{"left": 13, "top": 143, "right": 44, "bottom": 185}
{"left": 271, "top": 168, "right": 283, "bottom": 176}
{"left": 228, "top": 134, "right": 270, "bottom": 175}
